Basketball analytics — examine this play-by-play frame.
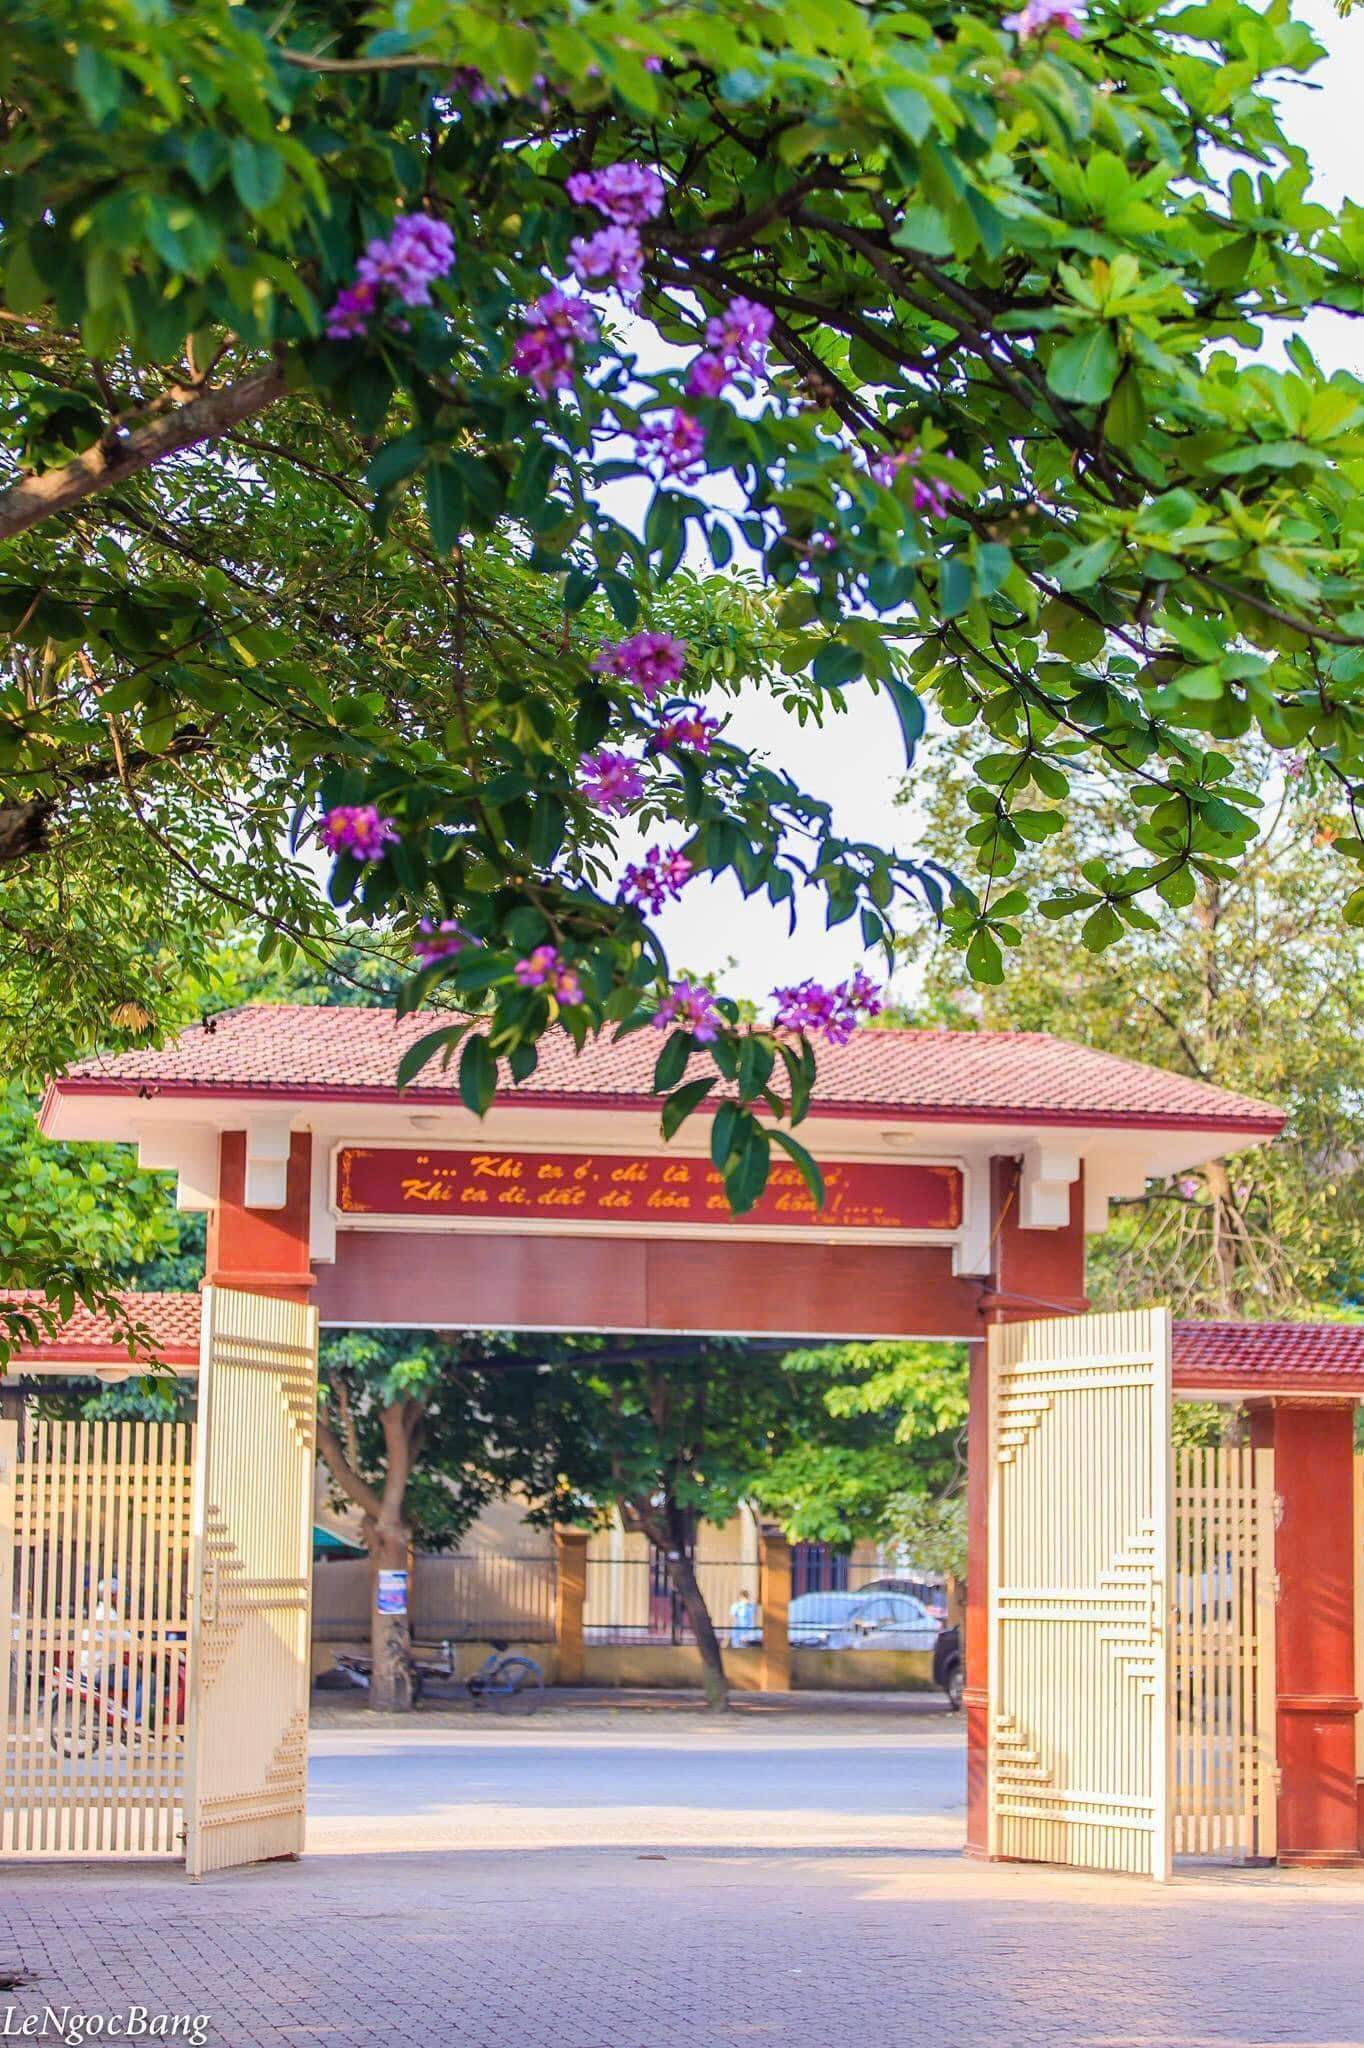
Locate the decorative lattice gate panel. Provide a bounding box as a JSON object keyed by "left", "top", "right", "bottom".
{"left": 1, "top": 1417, "right": 194, "bottom": 1857}
{"left": 988, "top": 1309, "right": 1173, "bottom": 1880}
{"left": 186, "top": 1287, "right": 318, "bottom": 1880}
{"left": 1172, "top": 1443, "right": 1277, "bottom": 1862}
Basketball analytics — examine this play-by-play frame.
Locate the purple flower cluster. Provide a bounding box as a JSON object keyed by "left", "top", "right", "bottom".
{"left": 650, "top": 706, "right": 720, "bottom": 756}
{"left": 568, "top": 225, "right": 645, "bottom": 303}
{"left": 636, "top": 410, "right": 707, "bottom": 480}
{"left": 869, "top": 444, "right": 957, "bottom": 520}
{"left": 514, "top": 945, "right": 584, "bottom": 1005}
{"left": 772, "top": 969, "right": 882, "bottom": 1045}
{"left": 447, "top": 65, "right": 494, "bottom": 104}
{"left": 565, "top": 162, "right": 666, "bottom": 226}
{"left": 653, "top": 979, "right": 722, "bottom": 1043}
{"left": 325, "top": 214, "right": 456, "bottom": 340}
{"left": 579, "top": 748, "right": 647, "bottom": 815}
{"left": 412, "top": 919, "right": 470, "bottom": 966}
{"left": 318, "top": 804, "right": 399, "bottom": 862}
{"left": 620, "top": 845, "right": 693, "bottom": 914}
{"left": 686, "top": 296, "right": 774, "bottom": 401}
{"left": 1002, "top": 0, "right": 1084, "bottom": 35}
{"left": 511, "top": 288, "right": 600, "bottom": 397}
{"left": 592, "top": 631, "right": 688, "bottom": 702}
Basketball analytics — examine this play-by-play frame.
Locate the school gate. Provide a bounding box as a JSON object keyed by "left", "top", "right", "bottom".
{"left": 11, "top": 1003, "right": 1360, "bottom": 1874}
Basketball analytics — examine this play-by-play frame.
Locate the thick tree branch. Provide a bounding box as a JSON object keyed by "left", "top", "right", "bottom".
{"left": 0, "top": 367, "right": 287, "bottom": 543}
{"left": 316, "top": 1411, "right": 383, "bottom": 1523}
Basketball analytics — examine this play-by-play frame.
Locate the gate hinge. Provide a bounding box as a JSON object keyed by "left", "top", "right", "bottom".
{"left": 1270, "top": 1571, "right": 1282, "bottom": 1604}
{"left": 1273, "top": 1491, "right": 1285, "bottom": 1530}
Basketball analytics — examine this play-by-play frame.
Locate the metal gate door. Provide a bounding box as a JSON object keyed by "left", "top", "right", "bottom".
{"left": 1, "top": 1417, "right": 194, "bottom": 1857}
{"left": 186, "top": 1286, "right": 318, "bottom": 1879}
{"left": 1172, "top": 1444, "right": 1277, "bottom": 1861}
{"left": 988, "top": 1309, "right": 1173, "bottom": 1879}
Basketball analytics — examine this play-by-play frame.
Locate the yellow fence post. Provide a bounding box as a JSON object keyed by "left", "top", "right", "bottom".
{"left": 554, "top": 1528, "right": 590, "bottom": 1688}
{"left": 759, "top": 1525, "right": 791, "bottom": 1694}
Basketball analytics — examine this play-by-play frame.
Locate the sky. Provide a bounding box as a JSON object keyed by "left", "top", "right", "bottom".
{"left": 637, "top": 1, "right": 1360, "bottom": 1007}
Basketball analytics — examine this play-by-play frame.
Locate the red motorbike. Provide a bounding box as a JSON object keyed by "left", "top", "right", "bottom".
{"left": 49, "top": 1639, "right": 187, "bottom": 1758}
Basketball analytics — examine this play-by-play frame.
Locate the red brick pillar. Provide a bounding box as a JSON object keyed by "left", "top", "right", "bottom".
{"left": 205, "top": 1130, "right": 315, "bottom": 1302}
{"left": 1249, "top": 1400, "right": 1362, "bottom": 1863}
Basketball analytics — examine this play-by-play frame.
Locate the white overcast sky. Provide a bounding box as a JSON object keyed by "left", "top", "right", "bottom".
{"left": 640, "top": 1, "right": 1359, "bottom": 1005}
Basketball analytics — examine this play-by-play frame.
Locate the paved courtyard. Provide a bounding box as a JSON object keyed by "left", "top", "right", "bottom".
{"left": 2, "top": 1705, "right": 1362, "bottom": 2047}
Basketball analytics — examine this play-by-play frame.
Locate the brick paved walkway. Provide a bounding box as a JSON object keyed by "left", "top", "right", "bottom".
{"left": 2, "top": 1713, "right": 1360, "bottom": 2046}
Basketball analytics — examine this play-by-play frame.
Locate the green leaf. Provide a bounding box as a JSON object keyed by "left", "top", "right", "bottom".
{"left": 1047, "top": 327, "right": 1120, "bottom": 405}
{"left": 458, "top": 1034, "right": 497, "bottom": 1117}
{"left": 771, "top": 1128, "right": 825, "bottom": 1211}
{"left": 73, "top": 46, "right": 122, "bottom": 124}
{"left": 1081, "top": 902, "right": 1124, "bottom": 951}
{"left": 661, "top": 1076, "right": 714, "bottom": 1139}
{"left": 883, "top": 675, "right": 926, "bottom": 767}
{"left": 1053, "top": 536, "right": 1117, "bottom": 592}
{"left": 229, "top": 137, "right": 286, "bottom": 215}
{"left": 396, "top": 1024, "right": 467, "bottom": 1089}
{"left": 425, "top": 463, "right": 465, "bottom": 555}
{"left": 653, "top": 1029, "right": 691, "bottom": 1094}
{"left": 965, "top": 928, "right": 1004, "bottom": 984}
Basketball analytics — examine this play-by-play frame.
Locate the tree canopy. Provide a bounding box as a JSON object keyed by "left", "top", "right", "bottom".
{"left": 5, "top": 0, "right": 1364, "bottom": 1246}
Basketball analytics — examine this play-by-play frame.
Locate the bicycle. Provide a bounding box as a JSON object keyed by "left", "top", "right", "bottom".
{"left": 332, "top": 1638, "right": 544, "bottom": 1713}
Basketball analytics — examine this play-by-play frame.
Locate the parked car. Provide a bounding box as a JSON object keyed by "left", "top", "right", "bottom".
{"left": 859, "top": 1574, "right": 949, "bottom": 1620}
{"left": 933, "top": 1623, "right": 964, "bottom": 1711}
{"left": 787, "top": 1590, "right": 942, "bottom": 1651}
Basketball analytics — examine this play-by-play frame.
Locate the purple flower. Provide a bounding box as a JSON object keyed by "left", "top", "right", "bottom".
{"left": 448, "top": 65, "right": 494, "bottom": 104}
{"left": 654, "top": 979, "right": 722, "bottom": 1043}
{"left": 324, "top": 213, "right": 455, "bottom": 339}
{"left": 412, "top": 919, "right": 470, "bottom": 966}
{"left": 868, "top": 444, "right": 957, "bottom": 519}
{"left": 566, "top": 162, "right": 666, "bottom": 226}
{"left": 568, "top": 225, "right": 644, "bottom": 302}
{"left": 704, "top": 296, "right": 773, "bottom": 374}
{"left": 685, "top": 352, "right": 732, "bottom": 400}
{"left": 772, "top": 971, "right": 881, "bottom": 1045}
{"left": 592, "top": 631, "right": 688, "bottom": 702}
{"left": 650, "top": 705, "right": 720, "bottom": 756}
{"left": 512, "top": 288, "right": 599, "bottom": 396}
{"left": 514, "top": 944, "right": 584, "bottom": 1005}
{"left": 636, "top": 410, "right": 707, "bottom": 481}
{"left": 1002, "top": 0, "right": 1084, "bottom": 35}
{"left": 1177, "top": 1176, "right": 1200, "bottom": 1200}
{"left": 1286, "top": 754, "right": 1306, "bottom": 781}
{"left": 325, "top": 280, "right": 379, "bottom": 340}
{"left": 620, "top": 845, "right": 694, "bottom": 914}
{"left": 798, "top": 531, "right": 838, "bottom": 568}
{"left": 579, "top": 748, "right": 647, "bottom": 814}
{"left": 319, "top": 804, "right": 400, "bottom": 862}
{"left": 643, "top": 54, "right": 663, "bottom": 72}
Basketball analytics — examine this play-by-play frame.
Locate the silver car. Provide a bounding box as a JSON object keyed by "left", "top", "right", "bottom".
{"left": 787, "top": 1590, "right": 942, "bottom": 1651}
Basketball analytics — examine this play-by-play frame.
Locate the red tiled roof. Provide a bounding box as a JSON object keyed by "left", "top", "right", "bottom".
{"left": 1, "top": 1290, "right": 201, "bottom": 1366}
{"left": 49, "top": 1004, "right": 1285, "bottom": 1134}
{"left": 1172, "top": 1319, "right": 1364, "bottom": 1394}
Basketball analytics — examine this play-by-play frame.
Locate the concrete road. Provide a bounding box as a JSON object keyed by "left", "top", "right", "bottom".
{"left": 306, "top": 1703, "right": 967, "bottom": 1855}
{"left": 4, "top": 1705, "right": 1364, "bottom": 2047}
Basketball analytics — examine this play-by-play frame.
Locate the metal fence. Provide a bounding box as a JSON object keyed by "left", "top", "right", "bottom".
{"left": 311, "top": 1553, "right": 557, "bottom": 1643}
{"left": 583, "top": 1557, "right": 759, "bottom": 1645}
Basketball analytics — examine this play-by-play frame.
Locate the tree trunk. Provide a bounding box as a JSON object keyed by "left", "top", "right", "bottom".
{"left": 667, "top": 1547, "right": 729, "bottom": 1712}
{"left": 369, "top": 1515, "right": 415, "bottom": 1712}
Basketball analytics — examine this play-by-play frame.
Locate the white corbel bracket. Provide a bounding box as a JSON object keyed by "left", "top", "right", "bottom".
{"left": 1019, "top": 1144, "right": 1080, "bottom": 1230}
{"left": 134, "top": 1125, "right": 220, "bottom": 1213}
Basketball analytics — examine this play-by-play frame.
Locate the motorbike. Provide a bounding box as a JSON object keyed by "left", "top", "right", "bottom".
{"left": 49, "top": 1637, "right": 188, "bottom": 1757}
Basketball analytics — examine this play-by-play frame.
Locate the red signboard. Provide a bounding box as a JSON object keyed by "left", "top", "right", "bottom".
{"left": 334, "top": 1145, "right": 962, "bottom": 1235}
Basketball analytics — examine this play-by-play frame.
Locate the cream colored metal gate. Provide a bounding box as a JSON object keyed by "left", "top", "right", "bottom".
{"left": 988, "top": 1309, "right": 1173, "bottom": 1879}
{"left": 1, "top": 1417, "right": 194, "bottom": 1856}
{"left": 1172, "top": 1444, "right": 1277, "bottom": 1862}
{"left": 186, "top": 1286, "right": 318, "bottom": 1879}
